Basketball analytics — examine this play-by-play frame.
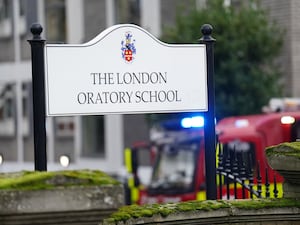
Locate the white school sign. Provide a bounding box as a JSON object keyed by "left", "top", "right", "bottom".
{"left": 45, "top": 24, "right": 207, "bottom": 116}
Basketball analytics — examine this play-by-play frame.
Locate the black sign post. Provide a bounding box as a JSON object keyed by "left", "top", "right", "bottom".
{"left": 199, "top": 24, "right": 217, "bottom": 199}
{"left": 28, "top": 23, "right": 47, "bottom": 171}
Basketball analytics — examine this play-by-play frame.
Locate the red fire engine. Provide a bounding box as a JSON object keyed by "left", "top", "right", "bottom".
{"left": 125, "top": 107, "right": 300, "bottom": 204}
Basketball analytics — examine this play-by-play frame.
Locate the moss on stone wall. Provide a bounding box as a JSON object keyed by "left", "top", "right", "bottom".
{"left": 108, "top": 200, "right": 229, "bottom": 222}
{"left": 0, "top": 169, "right": 120, "bottom": 190}
{"left": 266, "top": 142, "right": 300, "bottom": 159}
{"left": 105, "top": 198, "right": 300, "bottom": 223}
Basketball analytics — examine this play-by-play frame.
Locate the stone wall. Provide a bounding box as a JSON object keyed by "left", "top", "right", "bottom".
{"left": 100, "top": 199, "right": 300, "bottom": 225}
{"left": 266, "top": 142, "right": 300, "bottom": 198}
{"left": 0, "top": 170, "right": 125, "bottom": 225}
{"left": 0, "top": 185, "right": 124, "bottom": 225}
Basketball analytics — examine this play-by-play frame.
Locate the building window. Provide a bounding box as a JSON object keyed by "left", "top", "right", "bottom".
{"left": 0, "top": 0, "right": 26, "bottom": 38}
{"left": 0, "top": 0, "right": 11, "bottom": 38}
{"left": 0, "top": 83, "right": 14, "bottom": 136}
{"left": 45, "top": 0, "right": 66, "bottom": 42}
{"left": 82, "top": 116, "right": 105, "bottom": 157}
{"left": 115, "top": 0, "right": 140, "bottom": 25}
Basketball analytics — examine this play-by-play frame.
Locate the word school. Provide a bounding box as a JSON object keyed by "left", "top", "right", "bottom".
{"left": 77, "top": 90, "right": 181, "bottom": 104}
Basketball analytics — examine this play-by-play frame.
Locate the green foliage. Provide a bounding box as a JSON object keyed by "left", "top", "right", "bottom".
{"left": 150, "top": 0, "right": 283, "bottom": 123}
{"left": 0, "top": 170, "right": 120, "bottom": 190}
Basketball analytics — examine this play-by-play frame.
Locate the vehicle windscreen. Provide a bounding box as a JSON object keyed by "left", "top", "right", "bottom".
{"left": 148, "top": 142, "right": 199, "bottom": 195}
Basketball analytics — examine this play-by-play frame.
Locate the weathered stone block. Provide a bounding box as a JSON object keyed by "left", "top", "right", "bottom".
{"left": 266, "top": 142, "right": 300, "bottom": 198}
{"left": 0, "top": 185, "right": 124, "bottom": 213}
{"left": 0, "top": 170, "right": 125, "bottom": 225}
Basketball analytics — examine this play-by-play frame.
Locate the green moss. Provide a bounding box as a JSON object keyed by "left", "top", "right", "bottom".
{"left": 229, "top": 198, "right": 300, "bottom": 210}
{"left": 0, "top": 170, "right": 120, "bottom": 191}
{"left": 107, "top": 201, "right": 230, "bottom": 223}
{"left": 176, "top": 200, "right": 228, "bottom": 211}
{"left": 266, "top": 142, "right": 300, "bottom": 159}
{"left": 106, "top": 198, "right": 300, "bottom": 223}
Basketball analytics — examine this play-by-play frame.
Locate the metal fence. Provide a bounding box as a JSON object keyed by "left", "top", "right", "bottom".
{"left": 216, "top": 141, "right": 279, "bottom": 199}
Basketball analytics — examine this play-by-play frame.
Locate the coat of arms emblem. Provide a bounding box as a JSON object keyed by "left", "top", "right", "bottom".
{"left": 121, "top": 32, "right": 136, "bottom": 63}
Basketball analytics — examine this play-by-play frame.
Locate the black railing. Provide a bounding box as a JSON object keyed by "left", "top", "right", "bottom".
{"left": 216, "top": 141, "right": 278, "bottom": 199}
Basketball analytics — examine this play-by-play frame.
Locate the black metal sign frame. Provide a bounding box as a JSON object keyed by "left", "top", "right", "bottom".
{"left": 28, "top": 23, "right": 217, "bottom": 199}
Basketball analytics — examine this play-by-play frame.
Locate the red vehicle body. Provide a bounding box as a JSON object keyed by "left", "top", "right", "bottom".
{"left": 125, "top": 111, "right": 300, "bottom": 205}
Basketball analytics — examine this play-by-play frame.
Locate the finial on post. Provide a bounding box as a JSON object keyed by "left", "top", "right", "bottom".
{"left": 200, "top": 24, "right": 215, "bottom": 42}
{"left": 30, "top": 23, "right": 43, "bottom": 40}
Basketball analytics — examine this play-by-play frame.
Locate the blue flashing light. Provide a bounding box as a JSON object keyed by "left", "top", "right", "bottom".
{"left": 181, "top": 116, "right": 204, "bottom": 128}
